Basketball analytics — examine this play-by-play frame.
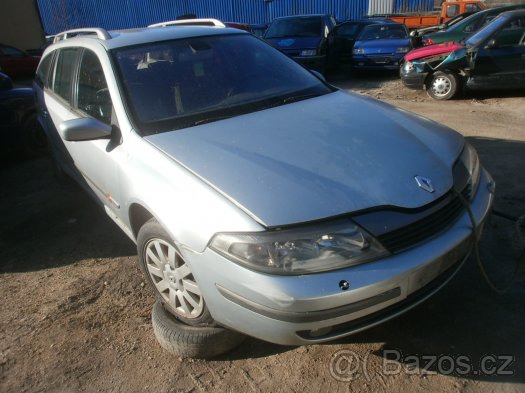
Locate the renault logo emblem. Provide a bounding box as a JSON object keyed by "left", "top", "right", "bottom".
{"left": 415, "top": 176, "right": 434, "bottom": 193}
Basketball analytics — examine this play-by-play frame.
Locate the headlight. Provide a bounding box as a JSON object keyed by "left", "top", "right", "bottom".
{"left": 457, "top": 142, "right": 481, "bottom": 199}
{"left": 300, "top": 49, "right": 317, "bottom": 56}
{"left": 396, "top": 47, "right": 410, "bottom": 53}
{"left": 210, "top": 220, "right": 389, "bottom": 275}
{"left": 353, "top": 48, "right": 365, "bottom": 55}
{"left": 403, "top": 61, "right": 415, "bottom": 72}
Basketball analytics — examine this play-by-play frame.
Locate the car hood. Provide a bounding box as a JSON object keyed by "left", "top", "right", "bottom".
{"left": 405, "top": 41, "right": 463, "bottom": 61}
{"left": 145, "top": 91, "right": 463, "bottom": 227}
{"left": 354, "top": 38, "right": 411, "bottom": 53}
{"left": 265, "top": 36, "right": 322, "bottom": 50}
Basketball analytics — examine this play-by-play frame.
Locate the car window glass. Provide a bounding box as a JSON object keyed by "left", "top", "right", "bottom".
{"left": 359, "top": 24, "right": 408, "bottom": 40}
{"left": 446, "top": 4, "right": 460, "bottom": 18}
{"left": 76, "top": 49, "right": 113, "bottom": 124}
{"left": 465, "top": 4, "right": 480, "bottom": 12}
{"left": 265, "top": 16, "right": 322, "bottom": 38}
{"left": 35, "top": 53, "right": 53, "bottom": 88}
{"left": 113, "top": 34, "right": 332, "bottom": 134}
{"left": 493, "top": 18, "right": 525, "bottom": 47}
{"left": 336, "top": 23, "right": 361, "bottom": 38}
{"left": 52, "top": 48, "right": 78, "bottom": 103}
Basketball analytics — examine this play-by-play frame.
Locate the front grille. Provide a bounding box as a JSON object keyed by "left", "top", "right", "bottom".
{"left": 377, "top": 185, "right": 471, "bottom": 253}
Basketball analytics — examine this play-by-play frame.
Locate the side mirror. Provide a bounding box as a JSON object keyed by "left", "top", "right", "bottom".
{"left": 0, "top": 72, "right": 13, "bottom": 91}
{"left": 484, "top": 38, "right": 496, "bottom": 50}
{"left": 409, "top": 30, "right": 418, "bottom": 37}
{"left": 59, "top": 118, "right": 112, "bottom": 141}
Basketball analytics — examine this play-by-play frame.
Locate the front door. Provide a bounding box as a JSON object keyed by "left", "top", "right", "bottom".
{"left": 471, "top": 16, "right": 525, "bottom": 89}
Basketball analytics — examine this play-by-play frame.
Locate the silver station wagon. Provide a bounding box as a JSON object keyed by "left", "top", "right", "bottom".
{"left": 34, "top": 20, "right": 494, "bottom": 356}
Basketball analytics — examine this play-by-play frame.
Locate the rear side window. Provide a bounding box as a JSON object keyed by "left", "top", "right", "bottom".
{"left": 52, "top": 48, "right": 78, "bottom": 103}
{"left": 35, "top": 53, "right": 53, "bottom": 88}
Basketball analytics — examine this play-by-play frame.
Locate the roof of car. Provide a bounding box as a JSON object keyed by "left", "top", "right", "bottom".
{"left": 47, "top": 25, "right": 246, "bottom": 52}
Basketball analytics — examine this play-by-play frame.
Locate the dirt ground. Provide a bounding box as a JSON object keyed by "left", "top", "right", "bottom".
{"left": 1, "top": 71, "right": 524, "bottom": 393}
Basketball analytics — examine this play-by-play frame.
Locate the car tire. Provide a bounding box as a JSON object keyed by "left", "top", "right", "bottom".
{"left": 151, "top": 300, "right": 246, "bottom": 359}
{"left": 137, "top": 218, "right": 214, "bottom": 326}
{"left": 426, "top": 71, "right": 459, "bottom": 100}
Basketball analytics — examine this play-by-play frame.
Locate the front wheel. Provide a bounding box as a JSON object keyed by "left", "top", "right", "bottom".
{"left": 137, "top": 218, "right": 214, "bottom": 326}
{"left": 426, "top": 71, "right": 459, "bottom": 100}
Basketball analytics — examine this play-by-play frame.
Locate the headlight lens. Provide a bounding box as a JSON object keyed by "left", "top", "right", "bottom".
{"left": 458, "top": 142, "right": 481, "bottom": 199}
{"left": 210, "top": 220, "right": 389, "bottom": 275}
{"left": 353, "top": 48, "right": 365, "bottom": 55}
{"left": 300, "top": 49, "right": 317, "bottom": 56}
{"left": 403, "top": 61, "right": 415, "bottom": 72}
{"left": 396, "top": 47, "right": 410, "bottom": 53}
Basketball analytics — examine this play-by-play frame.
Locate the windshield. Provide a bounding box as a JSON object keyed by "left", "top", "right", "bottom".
{"left": 465, "top": 14, "right": 510, "bottom": 47}
{"left": 358, "top": 24, "right": 408, "bottom": 40}
{"left": 265, "top": 16, "right": 322, "bottom": 38}
{"left": 113, "top": 34, "right": 332, "bottom": 135}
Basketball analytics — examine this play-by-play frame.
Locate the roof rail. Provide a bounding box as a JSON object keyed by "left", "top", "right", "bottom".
{"left": 53, "top": 28, "right": 111, "bottom": 43}
{"left": 148, "top": 18, "right": 226, "bottom": 28}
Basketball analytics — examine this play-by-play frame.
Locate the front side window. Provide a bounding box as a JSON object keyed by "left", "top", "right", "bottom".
{"left": 77, "top": 49, "right": 113, "bottom": 124}
{"left": 52, "top": 48, "right": 78, "bottom": 103}
{"left": 113, "top": 34, "right": 332, "bottom": 135}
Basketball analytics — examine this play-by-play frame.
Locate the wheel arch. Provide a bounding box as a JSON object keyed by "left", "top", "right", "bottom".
{"left": 129, "top": 203, "right": 154, "bottom": 239}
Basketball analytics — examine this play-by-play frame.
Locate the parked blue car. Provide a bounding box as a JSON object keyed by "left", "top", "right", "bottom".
{"left": 352, "top": 22, "right": 412, "bottom": 70}
{"left": 264, "top": 14, "right": 336, "bottom": 72}
{"left": 0, "top": 72, "right": 46, "bottom": 157}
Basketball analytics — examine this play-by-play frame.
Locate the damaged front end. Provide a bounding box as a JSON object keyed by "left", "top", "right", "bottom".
{"left": 400, "top": 45, "right": 468, "bottom": 90}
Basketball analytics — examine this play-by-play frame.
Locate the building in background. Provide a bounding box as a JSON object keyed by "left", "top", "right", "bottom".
{"left": 35, "top": 0, "right": 435, "bottom": 35}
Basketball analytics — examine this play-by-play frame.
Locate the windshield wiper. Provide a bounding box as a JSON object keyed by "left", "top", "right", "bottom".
{"left": 193, "top": 115, "right": 233, "bottom": 126}
{"left": 283, "top": 92, "right": 323, "bottom": 104}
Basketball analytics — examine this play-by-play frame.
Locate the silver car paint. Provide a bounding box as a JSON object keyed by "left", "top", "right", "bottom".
{"left": 36, "top": 27, "right": 494, "bottom": 346}
{"left": 184, "top": 169, "right": 493, "bottom": 344}
{"left": 146, "top": 90, "right": 464, "bottom": 227}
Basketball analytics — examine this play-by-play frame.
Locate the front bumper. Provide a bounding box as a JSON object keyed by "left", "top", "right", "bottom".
{"left": 186, "top": 169, "right": 494, "bottom": 345}
{"left": 400, "top": 65, "right": 428, "bottom": 90}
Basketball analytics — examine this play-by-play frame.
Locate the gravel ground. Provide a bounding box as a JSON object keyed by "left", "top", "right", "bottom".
{"left": 1, "top": 70, "right": 524, "bottom": 393}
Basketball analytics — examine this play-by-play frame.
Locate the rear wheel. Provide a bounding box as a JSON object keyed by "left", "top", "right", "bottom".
{"left": 426, "top": 71, "right": 459, "bottom": 100}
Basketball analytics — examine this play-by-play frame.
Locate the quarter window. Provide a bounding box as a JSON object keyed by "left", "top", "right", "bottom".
{"left": 77, "top": 49, "right": 113, "bottom": 124}
{"left": 35, "top": 53, "right": 53, "bottom": 88}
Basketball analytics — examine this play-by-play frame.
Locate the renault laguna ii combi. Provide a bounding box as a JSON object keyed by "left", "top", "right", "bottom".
{"left": 34, "top": 21, "right": 494, "bottom": 354}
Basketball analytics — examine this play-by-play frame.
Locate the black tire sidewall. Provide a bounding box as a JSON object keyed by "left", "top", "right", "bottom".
{"left": 151, "top": 300, "right": 245, "bottom": 359}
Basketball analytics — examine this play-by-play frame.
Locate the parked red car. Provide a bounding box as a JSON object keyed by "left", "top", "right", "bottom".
{"left": 0, "top": 44, "right": 41, "bottom": 78}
